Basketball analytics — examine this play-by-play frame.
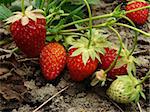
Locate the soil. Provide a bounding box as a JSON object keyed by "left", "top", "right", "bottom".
{"left": 0, "top": 1, "right": 150, "bottom": 112}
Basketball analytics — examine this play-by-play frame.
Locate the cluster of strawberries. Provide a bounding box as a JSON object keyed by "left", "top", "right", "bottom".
{"left": 5, "top": 0, "right": 149, "bottom": 104}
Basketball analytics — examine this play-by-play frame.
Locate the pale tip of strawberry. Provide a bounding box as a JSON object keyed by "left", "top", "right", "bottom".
{"left": 21, "top": 16, "right": 29, "bottom": 26}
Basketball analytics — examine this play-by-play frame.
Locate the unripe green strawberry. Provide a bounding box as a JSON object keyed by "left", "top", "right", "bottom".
{"left": 107, "top": 75, "right": 145, "bottom": 103}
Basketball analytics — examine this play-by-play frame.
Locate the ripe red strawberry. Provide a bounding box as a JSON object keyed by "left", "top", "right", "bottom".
{"left": 67, "top": 48, "right": 98, "bottom": 81}
{"left": 100, "top": 48, "right": 127, "bottom": 79}
{"left": 125, "top": 1, "right": 149, "bottom": 25}
{"left": 40, "top": 42, "right": 67, "bottom": 80}
{"left": 66, "top": 29, "right": 111, "bottom": 81}
{"left": 5, "top": 6, "right": 46, "bottom": 57}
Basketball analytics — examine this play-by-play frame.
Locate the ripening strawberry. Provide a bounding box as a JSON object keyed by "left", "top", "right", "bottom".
{"left": 125, "top": 1, "right": 149, "bottom": 25}
{"left": 107, "top": 75, "right": 145, "bottom": 104}
{"left": 5, "top": 6, "right": 46, "bottom": 57}
{"left": 100, "top": 48, "right": 127, "bottom": 79}
{"left": 40, "top": 42, "right": 67, "bottom": 80}
{"left": 67, "top": 48, "right": 98, "bottom": 81}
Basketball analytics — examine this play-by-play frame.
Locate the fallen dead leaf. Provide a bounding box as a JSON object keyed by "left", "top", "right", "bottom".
{"left": 0, "top": 67, "right": 9, "bottom": 75}
{"left": 0, "top": 85, "right": 22, "bottom": 102}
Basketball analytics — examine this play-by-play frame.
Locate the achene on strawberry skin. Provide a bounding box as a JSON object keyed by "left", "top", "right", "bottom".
{"left": 40, "top": 42, "right": 67, "bottom": 80}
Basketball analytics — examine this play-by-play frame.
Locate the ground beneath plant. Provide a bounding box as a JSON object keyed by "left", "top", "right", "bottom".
{"left": 0, "top": 1, "right": 150, "bottom": 112}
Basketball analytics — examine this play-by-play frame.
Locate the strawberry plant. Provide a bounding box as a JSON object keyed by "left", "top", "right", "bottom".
{"left": 0, "top": 0, "right": 150, "bottom": 110}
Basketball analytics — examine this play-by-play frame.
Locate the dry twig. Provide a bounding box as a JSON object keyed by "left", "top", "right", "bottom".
{"left": 32, "top": 86, "right": 69, "bottom": 112}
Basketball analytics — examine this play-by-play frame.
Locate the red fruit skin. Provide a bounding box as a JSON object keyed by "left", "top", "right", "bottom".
{"left": 10, "top": 18, "right": 46, "bottom": 57}
{"left": 67, "top": 48, "right": 98, "bottom": 81}
{"left": 40, "top": 42, "right": 67, "bottom": 80}
{"left": 100, "top": 48, "right": 127, "bottom": 79}
{"left": 125, "top": 1, "right": 149, "bottom": 25}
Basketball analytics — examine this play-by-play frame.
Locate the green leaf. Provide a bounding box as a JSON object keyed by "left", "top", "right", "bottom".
{"left": 0, "top": 0, "right": 16, "bottom": 5}
{"left": 95, "top": 53, "right": 101, "bottom": 63}
{"left": 46, "top": 35, "right": 55, "bottom": 42}
{"left": 55, "top": 35, "right": 63, "bottom": 41}
{"left": 68, "top": 0, "right": 100, "bottom": 5}
{"left": 82, "top": 50, "right": 89, "bottom": 65}
{"left": 88, "top": 49, "right": 96, "bottom": 61}
{"left": 115, "top": 58, "right": 127, "bottom": 69}
{"left": 133, "top": 57, "right": 141, "bottom": 66}
{"left": 65, "top": 36, "right": 76, "bottom": 45}
{"left": 0, "top": 5, "right": 12, "bottom": 20}
{"left": 94, "top": 47, "right": 105, "bottom": 54}
{"left": 129, "top": 91, "right": 139, "bottom": 102}
{"left": 127, "top": 62, "right": 136, "bottom": 76}
{"left": 140, "top": 91, "right": 146, "bottom": 100}
{"left": 34, "top": 0, "right": 42, "bottom": 9}
{"left": 71, "top": 47, "right": 84, "bottom": 57}
{"left": 127, "top": 63, "right": 133, "bottom": 76}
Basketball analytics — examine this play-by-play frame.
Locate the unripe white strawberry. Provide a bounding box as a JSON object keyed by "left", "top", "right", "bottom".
{"left": 107, "top": 75, "right": 145, "bottom": 103}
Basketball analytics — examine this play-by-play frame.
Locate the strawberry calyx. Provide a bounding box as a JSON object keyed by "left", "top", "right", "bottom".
{"left": 113, "top": 45, "right": 140, "bottom": 76}
{"left": 91, "top": 69, "right": 107, "bottom": 86}
{"left": 5, "top": 6, "right": 45, "bottom": 26}
{"left": 68, "top": 29, "right": 111, "bottom": 65}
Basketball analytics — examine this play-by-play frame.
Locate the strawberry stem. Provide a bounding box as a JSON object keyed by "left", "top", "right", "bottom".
{"left": 60, "top": 5, "right": 150, "bottom": 30}
{"left": 125, "top": 5, "right": 150, "bottom": 14}
{"left": 0, "top": 38, "right": 12, "bottom": 46}
{"left": 114, "top": 23, "right": 150, "bottom": 37}
{"left": 61, "top": 13, "right": 113, "bottom": 29}
{"left": 59, "top": 23, "right": 106, "bottom": 33}
{"left": 120, "top": 16, "right": 138, "bottom": 56}
{"left": 135, "top": 70, "right": 150, "bottom": 88}
{"left": 21, "top": 0, "right": 25, "bottom": 15}
{"left": 104, "top": 26, "right": 122, "bottom": 74}
{"left": 83, "top": 0, "right": 92, "bottom": 48}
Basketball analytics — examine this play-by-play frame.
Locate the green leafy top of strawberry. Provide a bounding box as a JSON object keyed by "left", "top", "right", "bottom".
{"left": 67, "top": 29, "right": 111, "bottom": 65}
{"left": 113, "top": 45, "right": 140, "bottom": 76}
{"left": 5, "top": 5, "right": 45, "bottom": 26}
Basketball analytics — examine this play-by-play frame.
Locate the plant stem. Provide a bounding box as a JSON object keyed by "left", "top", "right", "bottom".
{"left": 55, "top": 0, "right": 67, "bottom": 10}
{"left": 0, "top": 39, "right": 12, "bottom": 46}
{"left": 21, "top": 0, "right": 25, "bottom": 15}
{"left": 83, "top": 0, "right": 92, "bottom": 48}
{"left": 61, "top": 13, "right": 113, "bottom": 29}
{"left": 135, "top": 70, "right": 150, "bottom": 88}
{"left": 125, "top": 5, "right": 150, "bottom": 14}
{"left": 120, "top": 16, "right": 138, "bottom": 56}
{"left": 40, "top": 0, "right": 45, "bottom": 9}
{"left": 104, "top": 26, "right": 122, "bottom": 74}
{"left": 57, "top": 23, "right": 106, "bottom": 33}
{"left": 137, "top": 102, "right": 143, "bottom": 112}
{"left": 12, "top": 47, "right": 19, "bottom": 52}
{"left": 60, "top": 5, "right": 150, "bottom": 29}
{"left": 60, "top": 32, "right": 86, "bottom": 37}
{"left": 114, "top": 23, "right": 150, "bottom": 37}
